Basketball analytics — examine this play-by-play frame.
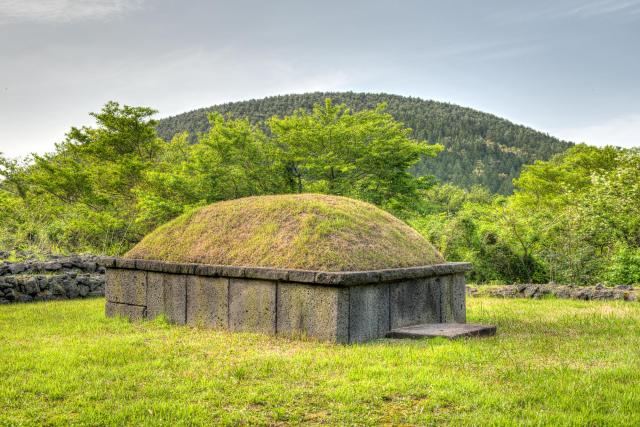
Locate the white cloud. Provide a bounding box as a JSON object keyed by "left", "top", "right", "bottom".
{"left": 0, "top": 0, "right": 143, "bottom": 23}
{"left": 553, "top": 114, "right": 640, "bottom": 148}
{"left": 494, "top": 0, "right": 640, "bottom": 22}
{"left": 562, "top": 0, "right": 640, "bottom": 18}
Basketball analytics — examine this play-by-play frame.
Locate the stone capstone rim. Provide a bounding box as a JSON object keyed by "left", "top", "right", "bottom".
{"left": 98, "top": 257, "right": 472, "bottom": 287}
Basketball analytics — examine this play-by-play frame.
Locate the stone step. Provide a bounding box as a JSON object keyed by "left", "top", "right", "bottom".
{"left": 386, "top": 323, "right": 496, "bottom": 339}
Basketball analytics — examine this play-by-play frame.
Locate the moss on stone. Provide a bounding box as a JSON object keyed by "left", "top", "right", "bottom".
{"left": 125, "top": 194, "right": 443, "bottom": 271}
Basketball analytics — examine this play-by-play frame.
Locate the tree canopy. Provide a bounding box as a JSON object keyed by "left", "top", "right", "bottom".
{"left": 156, "top": 92, "right": 573, "bottom": 194}
{"left": 0, "top": 99, "right": 440, "bottom": 254}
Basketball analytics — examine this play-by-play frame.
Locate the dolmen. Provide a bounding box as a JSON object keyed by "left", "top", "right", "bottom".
{"left": 101, "top": 194, "right": 494, "bottom": 343}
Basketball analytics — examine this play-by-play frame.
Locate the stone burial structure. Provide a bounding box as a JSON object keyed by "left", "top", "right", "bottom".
{"left": 102, "top": 194, "right": 495, "bottom": 343}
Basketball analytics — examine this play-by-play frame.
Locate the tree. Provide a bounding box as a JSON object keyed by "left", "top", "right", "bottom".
{"left": 1, "top": 98, "right": 443, "bottom": 255}
{"left": 2, "top": 102, "right": 163, "bottom": 254}
{"left": 135, "top": 113, "right": 288, "bottom": 226}
{"left": 268, "top": 99, "right": 442, "bottom": 210}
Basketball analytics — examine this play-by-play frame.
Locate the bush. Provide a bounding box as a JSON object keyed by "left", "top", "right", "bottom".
{"left": 605, "top": 245, "right": 640, "bottom": 285}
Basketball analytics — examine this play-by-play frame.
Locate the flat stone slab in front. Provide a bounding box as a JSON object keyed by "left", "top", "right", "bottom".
{"left": 386, "top": 323, "right": 496, "bottom": 339}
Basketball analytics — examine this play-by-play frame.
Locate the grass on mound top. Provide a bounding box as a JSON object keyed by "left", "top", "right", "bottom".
{"left": 126, "top": 194, "right": 444, "bottom": 271}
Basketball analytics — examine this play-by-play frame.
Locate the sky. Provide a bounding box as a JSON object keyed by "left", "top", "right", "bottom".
{"left": 1, "top": 0, "right": 639, "bottom": 158}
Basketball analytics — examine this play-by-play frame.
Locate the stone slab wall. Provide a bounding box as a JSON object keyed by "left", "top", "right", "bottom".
{"left": 103, "top": 258, "right": 471, "bottom": 343}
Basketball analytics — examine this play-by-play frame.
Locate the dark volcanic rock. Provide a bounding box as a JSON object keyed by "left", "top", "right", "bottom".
{"left": 468, "top": 283, "right": 639, "bottom": 302}
{"left": 0, "top": 253, "right": 106, "bottom": 303}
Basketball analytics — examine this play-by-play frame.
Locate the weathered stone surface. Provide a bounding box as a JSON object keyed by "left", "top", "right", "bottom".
{"left": 114, "top": 258, "right": 136, "bottom": 269}
{"left": 439, "top": 275, "right": 455, "bottom": 323}
{"left": 96, "top": 258, "right": 479, "bottom": 342}
{"left": 145, "top": 273, "right": 186, "bottom": 324}
{"left": 146, "top": 272, "right": 165, "bottom": 319}
{"left": 229, "top": 279, "right": 276, "bottom": 334}
{"left": 387, "top": 323, "right": 496, "bottom": 339}
{"left": 165, "top": 274, "right": 187, "bottom": 324}
{"left": 105, "top": 301, "right": 146, "bottom": 321}
{"left": 390, "top": 278, "right": 440, "bottom": 329}
{"left": 104, "top": 269, "right": 123, "bottom": 302}
{"left": 106, "top": 257, "right": 471, "bottom": 285}
{"left": 286, "top": 269, "right": 316, "bottom": 283}
{"left": 452, "top": 273, "right": 466, "bottom": 323}
{"left": 105, "top": 268, "right": 146, "bottom": 305}
{"left": 276, "top": 283, "right": 349, "bottom": 343}
{"left": 243, "top": 267, "right": 289, "bottom": 281}
{"left": 220, "top": 266, "right": 245, "bottom": 278}
{"left": 179, "top": 263, "right": 198, "bottom": 275}
{"left": 186, "top": 275, "right": 228, "bottom": 328}
{"left": 97, "top": 256, "right": 116, "bottom": 268}
{"left": 9, "top": 263, "right": 27, "bottom": 274}
{"left": 348, "top": 284, "right": 390, "bottom": 343}
{"left": 135, "top": 259, "right": 164, "bottom": 272}
{"left": 194, "top": 264, "right": 221, "bottom": 277}
{"left": 468, "top": 283, "right": 639, "bottom": 302}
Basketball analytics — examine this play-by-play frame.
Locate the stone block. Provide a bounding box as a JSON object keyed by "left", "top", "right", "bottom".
{"left": 179, "top": 263, "right": 198, "bottom": 275}
{"left": 286, "top": 270, "right": 316, "bottom": 283}
{"left": 389, "top": 278, "right": 440, "bottom": 329}
{"left": 452, "top": 273, "right": 466, "bottom": 323}
{"left": 145, "top": 272, "right": 186, "bottom": 324}
{"left": 387, "top": 323, "right": 496, "bottom": 339}
{"left": 105, "top": 269, "right": 146, "bottom": 306}
{"left": 114, "top": 258, "right": 136, "bottom": 269}
{"left": 439, "top": 275, "right": 455, "bottom": 323}
{"left": 186, "top": 275, "right": 228, "bottom": 328}
{"left": 194, "top": 264, "right": 221, "bottom": 277}
{"left": 136, "top": 259, "right": 164, "bottom": 272}
{"left": 348, "top": 284, "right": 390, "bottom": 343}
{"left": 276, "top": 283, "right": 348, "bottom": 343}
{"left": 105, "top": 301, "right": 146, "bottom": 321}
{"left": 164, "top": 274, "right": 187, "bottom": 325}
{"left": 244, "top": 267, "right": 289, "bottom": 281}
{"left": 146, "top": 272, "right": 165, "bottom": 319}
{"left": 229, "top": 279, "right": 276, "bottom": 334}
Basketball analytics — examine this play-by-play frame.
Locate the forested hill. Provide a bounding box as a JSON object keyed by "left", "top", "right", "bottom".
{"left": 156, "top": 92, "right": 573, "bottom": 194}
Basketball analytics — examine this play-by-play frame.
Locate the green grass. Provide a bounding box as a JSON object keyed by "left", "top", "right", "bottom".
{"left": 1, "top": 298, "right": 639, "bottom": 426}
{"left": 126, "top": 194, "right": 443, "bottom": 271}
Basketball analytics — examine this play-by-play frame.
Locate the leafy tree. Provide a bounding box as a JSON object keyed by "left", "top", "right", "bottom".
{"left": 413, "top": 145, "right": 640, "bottom": 285}
{"left": 1, "top": 99, "right": 441, "bottom": 255}
{"left": 136, "top": 113, "right": 288, "bottom": 225}
{"left": 1, "top": 102, "right": 162, "bottom": 253}
{"left": 268, "top": 99, "right": 442, "bottom": 210}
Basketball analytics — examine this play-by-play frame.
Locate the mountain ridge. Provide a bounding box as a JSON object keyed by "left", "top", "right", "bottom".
{"left": 156, "top": 92, "right": 573, "bottom": 194}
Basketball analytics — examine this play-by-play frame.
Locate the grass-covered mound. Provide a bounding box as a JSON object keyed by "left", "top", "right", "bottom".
{"left": 126, "top": 194, "right": 443, "bottom": 271}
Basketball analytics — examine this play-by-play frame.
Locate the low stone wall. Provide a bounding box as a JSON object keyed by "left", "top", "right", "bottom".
{"left": 467, "top": 283, "right": 638, "bottom": 301}
{"left": 0, "top": 255, "right": 105, "bottom": 304}
{"left": 102, "top": 257, "right": 472, "bottom": 343}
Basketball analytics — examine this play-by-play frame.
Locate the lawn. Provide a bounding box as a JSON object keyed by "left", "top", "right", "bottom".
{"left": 1, "top": 297, "right": 639, "bottom": 426}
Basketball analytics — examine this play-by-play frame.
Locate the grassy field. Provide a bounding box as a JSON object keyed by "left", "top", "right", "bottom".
{"left": 1, "top": 297, "right": 639, "bottom": 426}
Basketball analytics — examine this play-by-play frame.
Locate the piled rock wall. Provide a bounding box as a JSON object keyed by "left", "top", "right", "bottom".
{"left": 0, "top": 255, "right": 105, "bottom": 304}
{"left": 467, "top": 283, "right": 638, "bottom": 301}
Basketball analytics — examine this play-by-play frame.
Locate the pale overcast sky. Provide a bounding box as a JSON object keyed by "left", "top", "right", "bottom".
{"left": 1, "top": 0, "right": 639, "bottom": 158}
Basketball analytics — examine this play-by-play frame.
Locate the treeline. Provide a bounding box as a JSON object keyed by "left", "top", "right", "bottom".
{"left": 1, "top": 100, "right": 637, "bottom": 285}
{"left": 412, "top": 145, "right": 640, "bottom": 285}
{"left": 0, "top": 100, "right": 439, "bottom": 255}
{"left": 157, "top": 92, "right": 573, "bottom": 194}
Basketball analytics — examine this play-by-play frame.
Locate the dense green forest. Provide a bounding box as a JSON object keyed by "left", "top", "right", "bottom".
{"left": 1, "top": 99, "right": 638, "bottom": 285}
{"left": 157, "top": 92, "right": 573, "bottom": 194}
